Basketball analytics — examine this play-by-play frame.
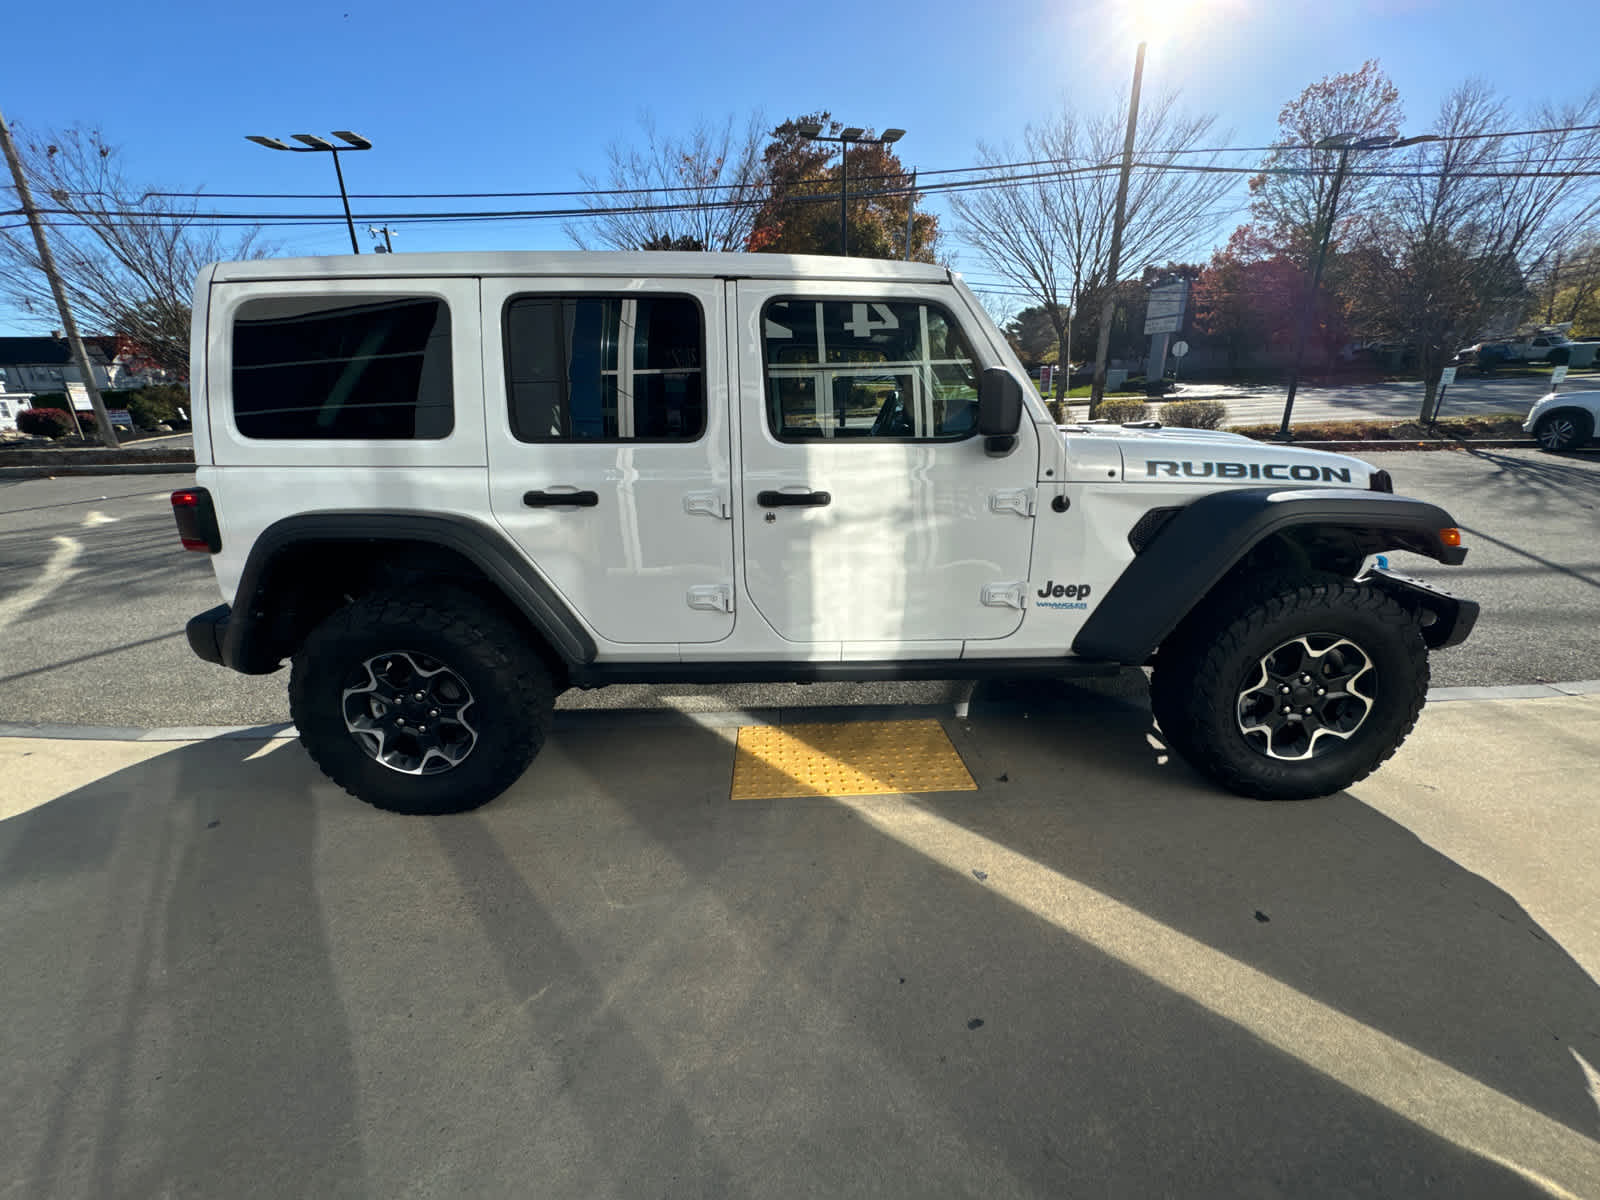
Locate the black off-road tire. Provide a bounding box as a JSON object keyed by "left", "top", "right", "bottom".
{"left": 1151, "top": 575, "right": 1428, "bottom": 801}
{"left": 289, "top": 588, "right": 554, "bottom": 814}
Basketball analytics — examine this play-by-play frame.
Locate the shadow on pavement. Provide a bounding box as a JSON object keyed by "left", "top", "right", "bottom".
{"left": 1457, "top": 444, "right": 1600, "bottom": 499}
{"left": 3, "top": 687, "right": 1597, "bottom": 1196}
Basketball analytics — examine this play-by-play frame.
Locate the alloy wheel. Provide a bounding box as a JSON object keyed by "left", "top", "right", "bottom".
{"left": 341, "top": 651, "right": 478, "bottom": 775}
{"left": 1236, "top": 634, "right": 1376, "bottom": 761}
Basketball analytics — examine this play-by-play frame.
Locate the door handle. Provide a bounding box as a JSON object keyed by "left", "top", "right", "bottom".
{"left": 757, "top": 490, "right": 831, "bottom": 508}
{"left": 523, "top": 489, "right": 599, "bottom": 508}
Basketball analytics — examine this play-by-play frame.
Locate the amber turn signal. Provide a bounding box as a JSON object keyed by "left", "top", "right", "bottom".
{"left": 1439, "top": 528, "right": 1462, "bottom": 548}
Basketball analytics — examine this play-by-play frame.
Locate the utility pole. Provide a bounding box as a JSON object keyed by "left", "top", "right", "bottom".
{"left": 1089, "top": 41, "right": 1147, "bottom": 415}
{"left": 0, "top": 106, "right": 120, "bottom": 446}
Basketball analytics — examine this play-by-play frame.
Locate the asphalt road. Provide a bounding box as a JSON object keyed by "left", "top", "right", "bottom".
{"left": 0, "top": 448, "right": 1596, "bottom": 728}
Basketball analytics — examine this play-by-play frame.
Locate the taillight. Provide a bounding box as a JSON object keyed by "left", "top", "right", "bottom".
{"left": 171, "top": 488, "right": 220, "bottom": 552}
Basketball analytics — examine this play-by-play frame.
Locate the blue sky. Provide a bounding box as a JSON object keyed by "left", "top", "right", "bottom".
{"left": 2, "top": 0, "right": 1593, "bottom": 334}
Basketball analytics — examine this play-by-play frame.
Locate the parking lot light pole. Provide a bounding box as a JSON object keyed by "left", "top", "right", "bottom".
{"left": 247, "top": 131, "right": 372, "bottom": 254}
{"left": 1276, "top": 131, "right": 1442, "bottom": 440}
{"left": 791, "top": 124, "right": 905, "bottom": 257}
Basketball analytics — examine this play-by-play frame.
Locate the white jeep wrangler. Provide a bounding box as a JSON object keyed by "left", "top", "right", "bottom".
{"left": 173, "top": 251, "right": 1477, "bottom": 814}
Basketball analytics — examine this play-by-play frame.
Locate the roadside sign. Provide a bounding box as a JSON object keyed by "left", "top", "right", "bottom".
{"left": 1171, "top": 340, "right": 1190, "bottom": 358}
{"left": 1144, "top": 281, "right": 1189, "bottom": 335}
{"left": 1551, "top": 365, "right": 1569, "bottom": 386}
{"left": 1438, "top": 366, "right": 1456, "bottom": 387}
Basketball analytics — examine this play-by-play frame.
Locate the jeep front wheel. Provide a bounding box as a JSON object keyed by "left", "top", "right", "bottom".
{"left": 1152, "top": 578, "right": 1428, "bottom": 800}
{"left": 289, "top": 589, "right": 554, "bottom": 814}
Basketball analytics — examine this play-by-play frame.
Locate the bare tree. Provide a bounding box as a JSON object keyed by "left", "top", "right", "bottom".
{"left": 1249, "top": 60, "right": 1404, "bottom": 258}
{"left": 953, "top": 93, "right": 1235, "bottom": 410}
{"left": 1343, "top": 82, "right": 1600, "bottom": 415}
{"left": 567, "top": 114, "right": 768, "bottom": 252}
{"left": 0, "top": 124, "right": 267, "bottom": 375}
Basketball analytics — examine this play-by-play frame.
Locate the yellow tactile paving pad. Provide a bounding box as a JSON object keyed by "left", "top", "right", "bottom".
{"left": 730, "top": 719, "right": 978, "bottom": 800}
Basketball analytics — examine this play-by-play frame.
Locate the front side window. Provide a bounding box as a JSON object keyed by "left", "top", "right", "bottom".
{"left": 504, "top": 295, "right": 705, "bottom": 442}
{"left": 762, "top": 299, "right": 981, "bottom": 441}
{"left": 232, "top": 296, "right": 453, "bottom": 439}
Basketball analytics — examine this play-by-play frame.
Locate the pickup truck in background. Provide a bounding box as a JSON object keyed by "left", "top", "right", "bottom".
{"left": 1462, "top": 326, "right": 1600, "bottom": 369}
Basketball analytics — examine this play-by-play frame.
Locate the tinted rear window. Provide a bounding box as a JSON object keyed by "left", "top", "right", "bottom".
{"left": 232, "top": 297, "right": 453, "bottom": 439}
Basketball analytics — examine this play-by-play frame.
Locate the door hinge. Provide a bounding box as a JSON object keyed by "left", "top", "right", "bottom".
{"left": 989, "top": 489, "right": 1036, "bottom": 518}
{"left": 686, "top": 584, "right": 734, "bottom": 613}
{"left": 684, "top": 491, "right": 731, "bottom": 519}
{"left": 981, "top": 582, "right": 1028, "bottom": 610}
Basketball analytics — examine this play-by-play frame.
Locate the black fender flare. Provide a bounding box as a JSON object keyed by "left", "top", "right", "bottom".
{"left": 217, "top": 511, "right": 596, "bottom": 673}
{"left": 1071, "top": 488, "right": 1468, "bottom": 664}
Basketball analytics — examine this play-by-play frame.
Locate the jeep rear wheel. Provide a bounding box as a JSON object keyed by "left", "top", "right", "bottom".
{"left": 1152, "top": 577, "right": 1428, "bottom": 800}
{"left": 290, "top": 589, "right": 554, "bottom": 814}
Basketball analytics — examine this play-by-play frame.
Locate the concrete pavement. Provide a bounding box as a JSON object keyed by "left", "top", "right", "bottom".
{"left": 4, "top": 676, "right": 1598, "bottom": 1198}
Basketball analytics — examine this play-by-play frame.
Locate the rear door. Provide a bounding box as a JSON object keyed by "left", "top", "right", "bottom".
{"left": 482, "top": 276, "right": 735, "bottom": 645}
{"left": 733, "top": 280, "right": 1038, "bottom": 647}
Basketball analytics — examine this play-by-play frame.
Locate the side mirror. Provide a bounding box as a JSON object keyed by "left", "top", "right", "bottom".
{"left": 978, "top": 366, "right": 1023, "bottom": 456}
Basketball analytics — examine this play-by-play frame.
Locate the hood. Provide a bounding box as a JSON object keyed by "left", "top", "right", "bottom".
{"left": 1063, "top": 423, "right": 1380, "bottom": 488}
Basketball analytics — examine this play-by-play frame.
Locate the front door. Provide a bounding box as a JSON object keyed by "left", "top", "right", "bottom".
{"left": 734, "top": 280, "right": 1038, "bottom": 647}
{"left": 483, "top": 277, "right": 735, "bottom": 645}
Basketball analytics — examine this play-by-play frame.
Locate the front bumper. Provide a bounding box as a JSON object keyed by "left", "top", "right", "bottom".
{"left": 1365, "top": 567, "right": 1479, "bottom": 649}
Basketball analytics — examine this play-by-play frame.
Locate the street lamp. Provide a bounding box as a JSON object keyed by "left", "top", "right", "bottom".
{"left": 1275, "top": 131, "right": 1443, "bottom": 439}
{"left": 790, "top": 123, "right": 906, "bottom": 256}
{"left": 246, "top": 130, "right": 372, "bottom": 254}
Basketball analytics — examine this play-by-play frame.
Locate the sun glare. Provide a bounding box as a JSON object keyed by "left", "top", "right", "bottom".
{"left": 1121, "top": 0, "right": 1225, "bottom": 49}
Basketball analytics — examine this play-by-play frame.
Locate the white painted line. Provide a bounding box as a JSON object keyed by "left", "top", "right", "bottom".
{"left": 0, "top": 722, "right": 298, "bottom": 742}
{"left": 0, "top": 535, "right": 81, "bottom": 629}
{"left": 80, "top": 510, "right": 119, "bottom": 526}
{"left": 1551, "top": 680, "right": 1600, "bottom": 697}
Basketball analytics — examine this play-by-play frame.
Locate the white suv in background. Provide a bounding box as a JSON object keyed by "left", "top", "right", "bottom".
{"left": 1523, "top": 390, "right": 1600, "bottom": 452}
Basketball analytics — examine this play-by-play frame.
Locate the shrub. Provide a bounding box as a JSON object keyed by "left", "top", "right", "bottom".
{"left": 1158, "top": 400, "right": 1228, "bottom": 429}
{"left": 1094, "top": 399, "right": 1150, "bottom": 424}
{"left": 18, "top": 407, "right": 74, "bottom": 438}
{"left": 126, "top": 385, "right": 186, "bottom": 429}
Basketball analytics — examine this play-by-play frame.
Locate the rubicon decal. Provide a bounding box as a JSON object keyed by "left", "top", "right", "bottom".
{"left": 1035, "top": 580, "right": 1093, "bottom": 610}
{"left": 1145, "top": 460, "right": 1354, "bottom": 483}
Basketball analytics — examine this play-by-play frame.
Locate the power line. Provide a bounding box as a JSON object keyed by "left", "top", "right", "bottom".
{"left": 30, "top": 120, "right": 1600, "bottom": 206}
{"left": 14, "top": 156, "right": 1598, "bottom": 232}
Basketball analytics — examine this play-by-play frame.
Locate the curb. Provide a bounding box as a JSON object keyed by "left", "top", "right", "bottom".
{"left": 3, "top": 680, "right": 1595, "bottom": 743}
{"left": 0, "top": 461, "right": 194, "bottom": 480}
{"left": 1233, "top": 438, "right": 1539, "bottom": 452}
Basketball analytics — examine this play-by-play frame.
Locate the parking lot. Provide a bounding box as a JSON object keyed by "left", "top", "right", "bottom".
{"left": 3, "top": 447, "right": 1599, "bottom": 1197}
{"left": 4, "top": 681, "right": 1600, "bottom": 1196}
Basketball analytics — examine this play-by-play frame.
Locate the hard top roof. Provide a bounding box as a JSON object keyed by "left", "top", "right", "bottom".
{"left": 209, "top": 249, "right": 955, "bottom": 284}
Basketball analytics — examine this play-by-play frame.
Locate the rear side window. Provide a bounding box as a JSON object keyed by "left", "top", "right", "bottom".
{"left": 504, "top": 295, "right": 705, "bottom": 441}
{"left": 231, "top": 296, "right": 453, "bottom": 439}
